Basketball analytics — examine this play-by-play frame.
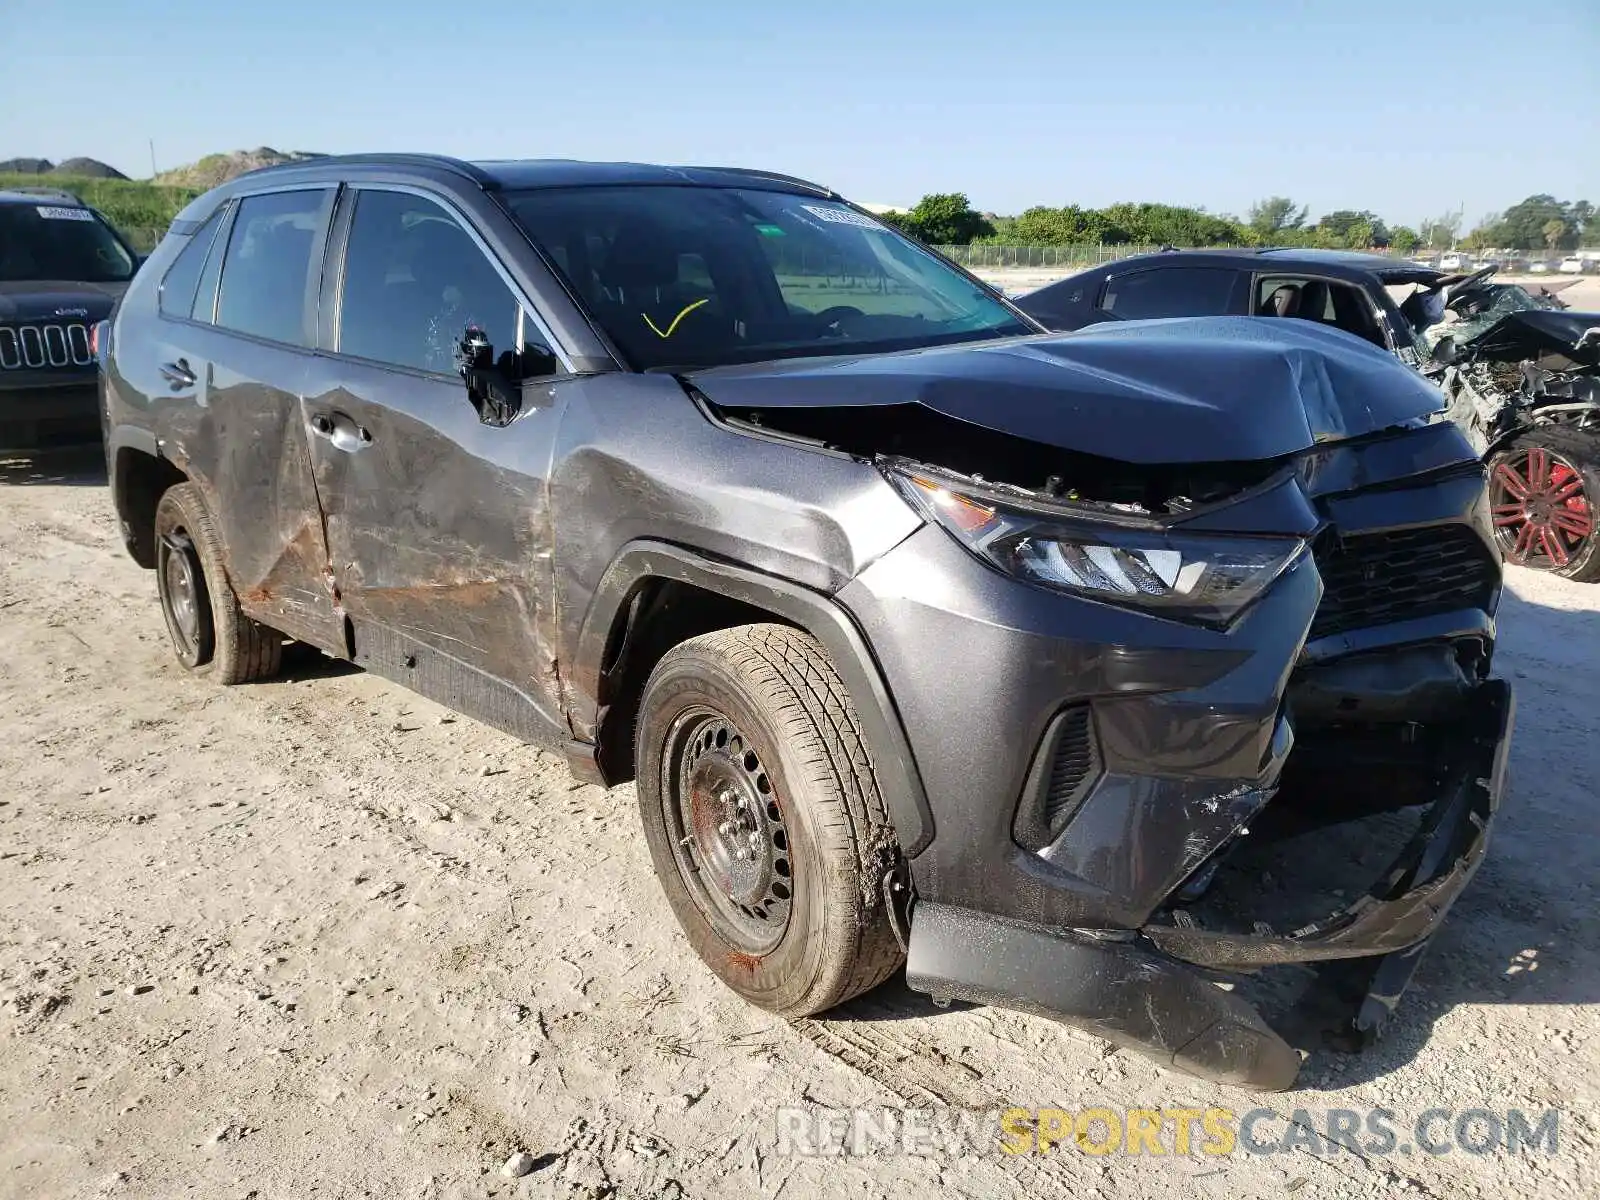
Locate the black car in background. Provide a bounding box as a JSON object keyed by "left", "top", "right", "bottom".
{"left": 0, "top": 187, "right": 137, "bottom": 450}
{"left": 97, "top": 156, "right": 1514, "bottom": 1089}
{"left": 1017, "top": 249, "right": 1600, "bottom": 579}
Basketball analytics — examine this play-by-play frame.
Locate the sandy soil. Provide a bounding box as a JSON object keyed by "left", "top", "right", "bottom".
{"left": 1, "top": 450, "right": 1596, "bottom": 1200}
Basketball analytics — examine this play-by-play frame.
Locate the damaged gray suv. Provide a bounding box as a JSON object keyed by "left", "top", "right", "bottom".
{"left": 99, "top": 155, "right": 1514, "bottom": 1090}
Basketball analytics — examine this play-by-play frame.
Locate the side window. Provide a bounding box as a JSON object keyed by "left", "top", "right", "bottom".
{"left": 158, "top": 208, "right": 224, "bottom": 318}
{"left": 1256, "top": 275, "right": 1386, "bottom": 347}
{"left": 1098, "top": 267, "right": 1235, "bottom": 320}
{"left": 190, "top": 205, "right": 231, "bottom": 322}
{"left": 214, "top": 189, "right": 329, "bottom": 346}
{"left": 337, "top": 189, "right": 520, "bottom": 375}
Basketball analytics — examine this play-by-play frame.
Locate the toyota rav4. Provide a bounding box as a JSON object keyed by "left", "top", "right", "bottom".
{"left": 99, "top": 155, "right": 1514, "bottom": 1090}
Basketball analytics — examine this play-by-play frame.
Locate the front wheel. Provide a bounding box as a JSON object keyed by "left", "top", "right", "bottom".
{"left": 635, "top": 624, "right": 904, "bottom": 1018}
{"left": 1488, "top": 428, "right": 1600, "bottom": 581}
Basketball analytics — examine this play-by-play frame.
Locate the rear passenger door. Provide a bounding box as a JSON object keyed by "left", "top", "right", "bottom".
{"left": 152, "top": 186, "right": 349, "bottom": 655}
{"left": 299, "top": 184, "right": 572, "bottom": 742}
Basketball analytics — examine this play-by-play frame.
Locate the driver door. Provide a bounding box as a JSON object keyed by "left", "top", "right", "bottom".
{"left": 300, "top": 184, "right": 571, "bottom": 741}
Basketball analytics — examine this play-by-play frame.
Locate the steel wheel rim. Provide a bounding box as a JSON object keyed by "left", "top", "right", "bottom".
{"left": 158, "top": 533, "right": 204, "bottom": 658}
{"left": 662, "top": 707, "right": 792, "bottom": 954}
{"left": 1491, "top": 445, "right": 1593, "bottom": 570}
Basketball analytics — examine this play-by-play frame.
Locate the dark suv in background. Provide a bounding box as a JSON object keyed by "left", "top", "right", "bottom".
{"left": 99, "top": 155, "right": 1513, "bottom": 1089}
{"left": 0, "top": 187, "right": 137, "bottom": 450}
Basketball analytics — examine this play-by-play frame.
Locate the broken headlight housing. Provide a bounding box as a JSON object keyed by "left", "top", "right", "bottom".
{"left": 887, "top": 465, "right": 1307, "bottom": 629}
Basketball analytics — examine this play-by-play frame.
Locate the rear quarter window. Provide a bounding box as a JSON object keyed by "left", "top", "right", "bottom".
{"left": 1099, "top": 267, "right": 1235, "bottom": 320}
{"left": 158, "top": 208, "right": 225, "bottom": 319}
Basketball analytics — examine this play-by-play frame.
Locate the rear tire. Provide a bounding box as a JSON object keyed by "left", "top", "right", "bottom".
{"left": 636, "top": 624, "right": 904, "bottom": 1018}
{"left": 153, "top": 483, "right": 283, "bottom": 683}
{"left": 1488, "top": 427, "right": 1600, "bottom": 582}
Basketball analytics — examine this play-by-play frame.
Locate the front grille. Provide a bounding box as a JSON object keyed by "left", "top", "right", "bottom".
{"left": 1310, "top": 524, "right": 1497, "bottom": 640}
{"left": 0, "top": 323, "right": 94, "bottom": 370}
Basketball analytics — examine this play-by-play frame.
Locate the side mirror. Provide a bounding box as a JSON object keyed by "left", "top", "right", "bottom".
{"left": 1431, "top": 335, "right": 1459, "bottom": 366}
{"left": 455, "top": 328, "right": 559, "bottom": 427}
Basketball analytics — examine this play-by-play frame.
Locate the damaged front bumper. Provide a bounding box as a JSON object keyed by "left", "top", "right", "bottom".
{"left": 905, "top": 679, "right": 1514, "bottom": 1090}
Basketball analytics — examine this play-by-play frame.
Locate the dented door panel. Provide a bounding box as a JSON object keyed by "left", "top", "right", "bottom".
{"left": 148, "top": 321, "right": 347, "bottom": 654}
{"left": 299, "top": 354, "right": 567, "bottom": 736}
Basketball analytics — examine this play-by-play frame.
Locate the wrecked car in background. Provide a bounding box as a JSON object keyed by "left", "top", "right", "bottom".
{"left": 1018, "top": 249, "right": 1600, "bottom": 578}
{"left": 98, "top": 155, "right": 1513, "bottom": 1090}
{"left": 1427, "top": 287, "right": 1600, "bottom": 579}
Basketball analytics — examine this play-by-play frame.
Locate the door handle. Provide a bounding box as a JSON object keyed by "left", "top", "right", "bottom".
{"left": 309, "top": 410, "right": 373, "bottom": 452}
{"left": 159, "top": 358, "right": 197, "bottom": 388}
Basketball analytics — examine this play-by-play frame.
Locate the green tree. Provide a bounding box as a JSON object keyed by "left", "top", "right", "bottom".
{"left": 892, "top": 193, "right": 995, "bottom": 245}
{"left": 1461, "top": 214, "right": 1501, "bottom": 253}
{"left": 1388, "top": 226, "right": 1421, "bottom": 254}
{"left": 1420, "top": 210, "right": 1464, "bottom": 250}
{"left": 1495, "top": 195, "right": 1573, "bottom": 249}
{"left": 1011, "top": 204, "right": 1120, "bottom": 244}
{"left": 1543, "top": 217, "right": 1570, "bottom": 252}
{"left": 1246, "top": 195, "right": 1308, "bottom": 237}
{"left": 1572, "top": 201, "right": 1594, "bottom": 238}
{"left": 1315, "top": 210, "right": 1389, "bottom": 248}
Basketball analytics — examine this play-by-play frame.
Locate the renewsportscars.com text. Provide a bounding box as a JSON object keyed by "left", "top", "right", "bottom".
{"left": 774, "top": 1105, "right": 1561, "bottom": 1159}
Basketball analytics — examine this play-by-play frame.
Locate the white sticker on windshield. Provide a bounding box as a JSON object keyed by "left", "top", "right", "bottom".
{"left": 800, "top": 204, "right": 883, "bottom": 230}
{"left": 37, "top": 205, "right": 93, "bottom": 221}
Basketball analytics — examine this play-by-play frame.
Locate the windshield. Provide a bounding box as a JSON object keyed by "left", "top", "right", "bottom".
{"left": 1419, "top": 283, "right": 1570, "bottom": 351}
{"left": 503, "top": 186, "right": 1030, "bottom": 369}
{"left": 0, "top": 202, "right": 135, "bottom": 283}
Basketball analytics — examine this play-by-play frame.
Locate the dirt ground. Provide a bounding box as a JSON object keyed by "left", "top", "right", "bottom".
{"left": 1, "top": 444, "right": 1597, "bottom": 1200}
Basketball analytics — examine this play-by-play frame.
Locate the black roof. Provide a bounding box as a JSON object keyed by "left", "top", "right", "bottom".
{"left": 0, "top": 186, "right": 86, "bottom": 207}
{"left": 1050, "top": 246, "right": 1443, "bottom": 284}
{"left": 228, "top": 152, "right": 835, "bottom": 197}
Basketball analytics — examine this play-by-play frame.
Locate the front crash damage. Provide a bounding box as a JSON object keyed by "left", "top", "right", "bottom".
{"left": 691, "top": 318, "right": 1516, "bottom": 1089}
{"left": 1435, "top": 305, "right": 1600, "bottom": 457}
{"left": 907, "top": 670, "right": 1507, "bottom": 1092}
{"left": 904, "top": 670, "right": 1514, "bottom": 1092}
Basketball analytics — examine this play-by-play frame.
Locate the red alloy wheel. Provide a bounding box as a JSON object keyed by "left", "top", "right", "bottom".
{"left": 1490, "top": 443, "right": 1594, "bottom": 569}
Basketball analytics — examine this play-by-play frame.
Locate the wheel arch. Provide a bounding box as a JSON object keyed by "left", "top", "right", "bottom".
{"left": 569, "top": 540, "right": 934, "bottom": 856}
{"left": 108, "top": 424, "right": 188, "bottom": 569}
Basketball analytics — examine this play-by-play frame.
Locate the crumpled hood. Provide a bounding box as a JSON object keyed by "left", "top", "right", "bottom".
{"left": 1458, "top": 308, "right": 1600, "bottom": 367}
{"left": 0, "top": 280, "right": 126, "bottom": 322}
{"left": 687, "top": 316, "right": 1446, "bottom": 464}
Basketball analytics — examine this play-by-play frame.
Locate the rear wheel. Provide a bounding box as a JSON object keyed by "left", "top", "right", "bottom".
{"left": 153, "top": 483, "right": 283, "bottom": 682}
{"left": 1488, "top": 428, "right": 1600, "bottom": 581}
{"left": 635, "top": 624, "right": 904, "bottom": 1018}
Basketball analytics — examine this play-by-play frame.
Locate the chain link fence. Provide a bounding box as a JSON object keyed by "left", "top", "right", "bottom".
{"left": 932, "top": 244, "right": 1425, "bottom": 270}
{"left": 932, "top": 243, "right": 1184, "bottom": 269}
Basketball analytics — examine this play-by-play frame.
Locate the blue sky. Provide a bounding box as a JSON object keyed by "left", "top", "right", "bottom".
{"left": 3, "top": 0, "right": 1596, "bottom": 228}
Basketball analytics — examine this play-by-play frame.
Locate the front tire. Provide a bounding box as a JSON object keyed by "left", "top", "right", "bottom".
{"left": 636, "top": 624, "right": 904, "bottom": 1017}
{"left": 153, "top": 483, "right": 283, "bottom": 683}
{"left": 1488, "top": 427, "right": 1600, "bottom": 581}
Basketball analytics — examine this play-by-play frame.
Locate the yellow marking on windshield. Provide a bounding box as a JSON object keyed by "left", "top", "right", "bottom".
{"left": 643, "top": 298, "right": 710, "bottom": 339}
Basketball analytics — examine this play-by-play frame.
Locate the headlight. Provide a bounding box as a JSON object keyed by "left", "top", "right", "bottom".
{"left": 887, "top": 464, "right": 1306, "bottom": 629}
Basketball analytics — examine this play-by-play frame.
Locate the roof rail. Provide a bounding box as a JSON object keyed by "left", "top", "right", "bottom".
{"left": 5, "top": 186, "right": 84, "bottom": 205}
{"left": 235, "top": 153, "right": 496, "bottom": 186}
{"left": 685, "top": 165, "right": 833, "bottom": 197}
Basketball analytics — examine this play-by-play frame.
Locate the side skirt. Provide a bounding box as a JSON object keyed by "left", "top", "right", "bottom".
{"left": 350, "top": 618, "right": 569, "bottom": 751}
